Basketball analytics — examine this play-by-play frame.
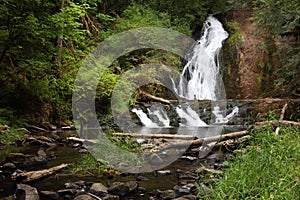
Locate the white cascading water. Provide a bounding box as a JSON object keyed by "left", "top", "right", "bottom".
{"left": 174, "top": 16, "right": 229, "bottom": 100}
{"left": 132, "top": 108, "right": 158, "bottom": 127}
{"left": 147, "top": 105, "right": 170, "bottom": 127}
{"left": 133, "top": 16, "right": 238, "bottom": 127}
{"left": 132, "top": 105, "right": 170, "bottom": 127}
{"left": 176, "top": 105, "right": 207, "bottom": 126}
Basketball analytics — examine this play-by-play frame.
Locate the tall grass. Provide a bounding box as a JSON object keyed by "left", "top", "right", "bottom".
{"left": 200, "top": 125, "right": 300, "bottom": 199}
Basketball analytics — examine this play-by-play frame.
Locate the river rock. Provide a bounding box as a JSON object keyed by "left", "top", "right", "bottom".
{"left": 2, "top": 162, "right": 16, "bottom": 171}
{"left": 37, "top": 149, "right": 47, "bottom": 159}
{"left": 174, "top": 183, "right": 196, "bottom": 195}
{"left": 16, "top": 184, "right": 39, "bottom": 200}
{"left": 57, "top": 189, "right": 77, "bottom": 196}
{"left": 40, "top": 191, "right": 59, "bottom": 200}
{"left": 108, "top": 181, "right": 138, "bottom": 197}
{"left": 174, "top": 195, "right": 197, "bottom": 200}
{"left": 102, "top": 194, "right": 120, "bottom": 200}
{"left": 73, "top": 194, "right": 93, "bottom": 200}
{"left": 157, "top": 189, "right": 177, "bottom": 199}
{"left": 176, "top": 169, "right": 197, "bottom": 180}
{"left": 89, "top": 182, "right": 108, "bottom": 196}
{"left": 78, "top": 148, "right": 88, "bottom": 154}
{"left": 136, "top": 175, "right": 149, "bottom": 181}
{"left": 157, "top": 170, "right": 171, "bottom": 175}
{"left": 65, "top": 180, "right": 86, "bottom": 190}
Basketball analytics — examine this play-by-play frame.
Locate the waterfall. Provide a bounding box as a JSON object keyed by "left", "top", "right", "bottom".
{"left": 133, "top": 16, "right": 238, "bottom": 127}
{"left": 175, "top": 16, "right": 229, "bottom": 100}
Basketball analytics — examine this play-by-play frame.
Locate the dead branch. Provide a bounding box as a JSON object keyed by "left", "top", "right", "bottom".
{"left": 112, "top": 133, "right": 196, "bottom": 140}
{"left": 275, "top": 103, "right": 288, "bottom": 135}
{"left": 138, "top": 89, "right": 171, "bottom": 104}
{"left": 13, "top": 164, "right": 69, "bottom": 182}
{"left": 255, "top": 120, "right": 300, "bottom": 129}
{"left": 27, "top": 125, "right": 50, "bottom": 133}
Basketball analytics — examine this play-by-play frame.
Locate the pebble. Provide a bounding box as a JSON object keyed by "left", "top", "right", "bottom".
{"left": 157, "top": 170, "right": 171, "bottom": 175}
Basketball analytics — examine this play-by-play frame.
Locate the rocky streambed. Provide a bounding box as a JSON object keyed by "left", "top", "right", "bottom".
{"left": 0, "top": 126, "right": 240, "bottom": 200}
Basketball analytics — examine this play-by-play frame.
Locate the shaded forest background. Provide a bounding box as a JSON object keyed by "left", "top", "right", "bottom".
{"left": 0, "top": 0, "right": 299, "bottom": 127}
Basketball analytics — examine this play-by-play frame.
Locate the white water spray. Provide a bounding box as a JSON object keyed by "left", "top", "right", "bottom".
{"left": 175, "top": 16, "right": 229, "bottom": 100}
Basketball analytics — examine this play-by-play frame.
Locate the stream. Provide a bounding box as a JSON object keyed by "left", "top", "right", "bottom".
{"left": 0, "top": 125, "right": 244, "bottom": 200}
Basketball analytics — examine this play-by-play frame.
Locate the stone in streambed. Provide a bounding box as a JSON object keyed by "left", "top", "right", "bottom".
{"left": 157, "top": 189, "right": 177, "bottom": 199}
{"left": 89, "top": 182, "right": 108, "bottom": 196}
{"left": 37, "top": 149, "right": 47, "bottom": 159}
{"left": 16, "top": 184, "right": 39, "bottom": 200}
{"left": 136, "top": 175, "right": 149, "bottom": 181}
{"left": 78, "top": 148, "right": 88, "bottom": 154}
{"left": 40, "top": 191, "right": 60, "bottom": 200}
{"left": 102, "top": 194, "right": 120, "bottom": 200}
{"left": 157, "top": 170, "right": 171, "bottom": 175}
{"left": 2, "top": 162, "right": 16, "bottom": 171}
{"left": 73, "top": 194, "right": 93, "bottom": 200}
{"left": 108, "top": 181, "right": 138, "bottom": 197}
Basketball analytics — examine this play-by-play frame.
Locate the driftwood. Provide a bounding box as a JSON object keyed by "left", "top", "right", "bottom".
{"left": 138, "top": 89, "right": 172, "bottom": 104}
{"left": 13, "top": 164, "right": 69, "bottom": 182}
{"left": 214, "top": 135, "right": 251, "bottom": 148}
{"left": 112, "top": 133, "right": 196, "bottom": 140}
{"left": 156, "top": 130, "right": 248, "bottom": 151}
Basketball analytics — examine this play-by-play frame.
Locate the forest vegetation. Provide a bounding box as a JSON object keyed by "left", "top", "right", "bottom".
{"left": 0, "top": 0, "right": 299, "bottom": 127}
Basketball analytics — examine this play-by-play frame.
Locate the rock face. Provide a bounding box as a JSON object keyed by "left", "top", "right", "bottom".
{"left": 16, "top": 184, "right": 39, "bottom": 200}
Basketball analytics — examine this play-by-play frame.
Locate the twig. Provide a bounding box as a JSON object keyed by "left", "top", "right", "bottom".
{"left": 275, "top": 103, "right": 288, "bottom": 135}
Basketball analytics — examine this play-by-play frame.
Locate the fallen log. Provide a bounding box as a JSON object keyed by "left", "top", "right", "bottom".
{"left": 13, "top": 163, "right": 69, "bottom": 182}
{"left": 112, "top": 133, "right": 196, "bottom": 140}
{"left": 255, "top": 120, "right": 300, "bottom": 129}
{"left": 26, "top": 125, "right": 50, "bottom": 133}
{"left": 157, "top": 130, "right": 248, "bottom": 151}
{"left": 137, "top": 89, "right": 172, "bottom": 104}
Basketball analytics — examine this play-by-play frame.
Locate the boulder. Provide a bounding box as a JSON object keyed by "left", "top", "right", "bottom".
{"left": 16, "top": 184, "right": 39, "bottom": 200}
{"left": 108, "top": 181, "right": 138, "bottom": 197}
{"left": 40, "top": 191, "right": 59, "bottom": 200}
{"left": 2, "top": 162, "right": 16, "bottom": 171}
{"left": 89, "top": 182, "right": 108, "bottom": 197}
{"left": 157, "top": 189, "right": 177, "bottom": 199}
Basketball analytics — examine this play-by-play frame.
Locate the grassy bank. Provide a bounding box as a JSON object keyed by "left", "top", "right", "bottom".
{"left": 200, "top": 125, "right": 300, "bottom": 199}
{"left": 0, "top": 126, "right": 26, "bottom": 144}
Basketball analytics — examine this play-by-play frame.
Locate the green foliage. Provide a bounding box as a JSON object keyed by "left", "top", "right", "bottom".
{"left": 68, "top": 153, "right": 121, "bottom": 177}
{"left": 145, "top": 0, "right": 231, "bottom": 32}
{"left": 0, "top": 0, "right": 233, "bottom": 126}
{"left": 253, "top": 0, "right": 300, "bottom": 35}
{"left": 0, "top": 127, "right": 26, "bottom": 144}
{"left": 252, "top": 0, "right": 300, "bottom": 97}
{"left": 200, "top": 125, "right": 300, "bottom": 199}
{"left": 274, "top": 47, "right": 300, "bottom": 96}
